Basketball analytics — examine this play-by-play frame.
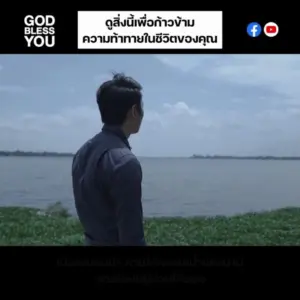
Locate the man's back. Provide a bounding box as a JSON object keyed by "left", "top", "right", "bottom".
{"left": 72, "top": 125, "right": 146, "bottom": 246}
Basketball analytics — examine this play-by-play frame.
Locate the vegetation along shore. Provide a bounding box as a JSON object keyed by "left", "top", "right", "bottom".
{"left": 2, "top": 151, "right": 300, "bottom": 160}
{"left": 1, "top": 202, "right": 299, "bottom": 245}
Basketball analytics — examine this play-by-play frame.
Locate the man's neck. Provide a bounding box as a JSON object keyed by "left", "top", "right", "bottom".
{"left": 121, "top": 125, "right": 131, "bottom": 139}
{"left": 102, "top": 124, "right": 130, "bottom": 139}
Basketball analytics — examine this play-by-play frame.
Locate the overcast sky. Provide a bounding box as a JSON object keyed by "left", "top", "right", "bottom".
{"left": 1, "top": 54, "right": 300, "bottom": 156}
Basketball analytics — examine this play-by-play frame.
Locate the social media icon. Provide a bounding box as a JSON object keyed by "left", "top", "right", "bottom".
{"left": 247, "top": 22, "right": 262, "bottom": 37}
{"left": 264, "top": 22, "right": 279, "bottom": 37}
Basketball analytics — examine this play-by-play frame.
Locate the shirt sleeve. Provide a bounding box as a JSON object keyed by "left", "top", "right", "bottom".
{"left": 110, "top": 155, "right": 146, "bottom": 246}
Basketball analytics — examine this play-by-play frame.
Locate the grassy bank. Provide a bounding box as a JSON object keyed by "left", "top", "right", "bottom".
{"left": 1, "top": 203, "right": 300, "bottom": 245}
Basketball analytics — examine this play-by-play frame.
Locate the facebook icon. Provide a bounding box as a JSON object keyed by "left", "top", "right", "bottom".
{"left": 247, "top": 22, "right": 262, "bottom": 37}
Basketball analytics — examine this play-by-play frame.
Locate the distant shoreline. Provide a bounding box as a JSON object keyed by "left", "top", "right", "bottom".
{"left": 1, "top": 151, "right": 300, "bottom": 160}
{"left": 190, "top": 155, "right": 300, "bottom": 161}
{"left": 0, "top": 151, "right": 74, "bottom": 157}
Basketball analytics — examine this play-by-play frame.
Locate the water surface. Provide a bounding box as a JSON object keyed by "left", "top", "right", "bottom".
{"left": 0, "top": 157, "right": 299, "bottom": 217}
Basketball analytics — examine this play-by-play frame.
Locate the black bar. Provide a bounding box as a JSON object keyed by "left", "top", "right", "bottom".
{"left": 1, "top": 246, "right": 299, "bottom": 288}
{"left": 0, "top": 8, "right": 298, "bottom": 54}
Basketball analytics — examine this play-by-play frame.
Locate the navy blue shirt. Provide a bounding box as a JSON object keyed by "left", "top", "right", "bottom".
{"left": 72, "top": 125, "right": 146, "bottom": 246}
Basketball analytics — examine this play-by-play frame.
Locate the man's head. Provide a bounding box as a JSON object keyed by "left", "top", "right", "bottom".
{"left": 96, "top": 73, "right": 144, "bottom": 135}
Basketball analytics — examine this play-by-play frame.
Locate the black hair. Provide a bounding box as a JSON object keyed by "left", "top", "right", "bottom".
{"left": 96, "top": 73, "right": 143, "bottom": 126}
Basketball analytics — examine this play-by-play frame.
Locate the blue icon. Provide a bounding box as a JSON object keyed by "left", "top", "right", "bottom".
{"left": 247, "top": 22, "right": 262, "bottom": 37}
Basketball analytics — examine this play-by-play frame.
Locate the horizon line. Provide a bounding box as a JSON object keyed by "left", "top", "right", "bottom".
{"left": 1, "top": 150, "right": 300, "bottom": 159}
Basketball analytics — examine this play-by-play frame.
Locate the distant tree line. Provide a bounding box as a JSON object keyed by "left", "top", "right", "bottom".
{"left": 1, "top": 151, "right": 299, "bottom": 160}
{"left": 0, "top": 150, "right": 74, "bottom": 157}
{"left": 191, "top": 154, "right": 300, "bottom": 160}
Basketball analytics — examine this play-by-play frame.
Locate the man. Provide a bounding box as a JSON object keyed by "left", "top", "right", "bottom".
{"left": 72, "top": 73, "right": 146, "bottom": 246}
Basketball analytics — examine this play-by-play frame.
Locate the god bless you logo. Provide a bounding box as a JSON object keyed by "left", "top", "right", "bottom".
{"left": 24, "top": 15, "right": 55, "bottom": 47}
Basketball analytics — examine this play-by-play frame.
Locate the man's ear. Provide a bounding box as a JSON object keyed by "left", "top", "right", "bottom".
{"left": 131, "top": 104, "right": 138, "bottom": 118}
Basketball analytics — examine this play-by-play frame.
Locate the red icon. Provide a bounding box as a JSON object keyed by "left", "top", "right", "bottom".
{"left": 266, "top": 25, "right": 276, "bottom": 33}
{"left": 264, "top": 22, "right": 279, "bottom": 37}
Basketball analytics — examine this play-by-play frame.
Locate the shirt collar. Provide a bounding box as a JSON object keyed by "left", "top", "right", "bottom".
{"left": 102, "top": 124, "right": 131, "bottom": 150}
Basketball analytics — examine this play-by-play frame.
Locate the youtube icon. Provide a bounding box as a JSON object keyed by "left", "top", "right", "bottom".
{"left": 264, "top": 22, "right": 279, "bottom": 37}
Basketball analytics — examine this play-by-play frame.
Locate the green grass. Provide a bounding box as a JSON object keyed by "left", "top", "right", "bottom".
{"left": 1, "top": 202, "right": 300, "bottom": 245}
